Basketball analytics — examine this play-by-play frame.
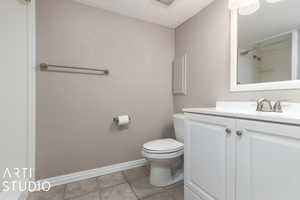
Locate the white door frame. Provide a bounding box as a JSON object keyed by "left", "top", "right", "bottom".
{"left": 27, "top": 0, "right": 36, "bottom": 181}
{"left": 0, "top": 0, "right": 35, "bottom": 199}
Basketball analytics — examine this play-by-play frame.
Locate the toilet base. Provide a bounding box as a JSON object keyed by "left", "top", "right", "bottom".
{"left": 149, "top": 159, "right": 184, "bottom": 187}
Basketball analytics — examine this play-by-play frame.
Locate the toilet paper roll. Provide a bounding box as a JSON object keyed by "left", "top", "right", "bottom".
{"left": 114, "top": 115, "right": 130, "bottom": 126}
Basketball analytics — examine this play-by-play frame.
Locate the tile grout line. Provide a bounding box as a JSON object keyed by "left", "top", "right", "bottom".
{"left": 165, "top": 189, "right": 176, "bottom": 200}
{"left": 62, "top": 184, "right": 67, "bottom": 200}
{"left": 100, "top": 181, "right": 127, "bottom": 190}
{"left": 96, "top": 176, "right": 102, "bottom": 200}
{"left": 122, "top": 167, "right": 171, "bottom": 200}
{"left": 97, "top": 174, "right": 128, "bottom": 190}
{"left": 146, "top": 190, "right": 175, "bottom": 200}
{"left": 97, "top": 172, "right": 133, "bottom": 199}
{"left": 122, "top": 171, "right": 141, "bottom": 200}
{"left": 98, "top": 190, "right": 102, "bottom": 200}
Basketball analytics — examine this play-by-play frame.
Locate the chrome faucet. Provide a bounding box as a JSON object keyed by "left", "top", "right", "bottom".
{"left": 256, "top": 98, "right": 273, "bottom": 112}
{"left": 256, "top": 98, "right": 283, "bottom": 113}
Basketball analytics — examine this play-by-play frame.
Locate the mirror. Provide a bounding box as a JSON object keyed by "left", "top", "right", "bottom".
{"left": 231, "top": 0, "right": 300, "bottom": 91}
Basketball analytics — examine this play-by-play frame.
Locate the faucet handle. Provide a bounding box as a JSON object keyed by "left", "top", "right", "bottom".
{"left": 273, "top": 100, "right": 283, "bottom": 113}
{"left": 256, "top": 98, "right": 265, "bottom": 111}
{"left": 256, "top": 98, "right": 266, "bottom": 111}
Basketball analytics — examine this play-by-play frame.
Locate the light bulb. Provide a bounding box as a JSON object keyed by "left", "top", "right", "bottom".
{"left": 239, "top": 0, "right": 260, "bottom": 15}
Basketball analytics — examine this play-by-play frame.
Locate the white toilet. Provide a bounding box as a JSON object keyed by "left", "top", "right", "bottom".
{"left": 142, "top": 114, "right": 185, "bottom": 187}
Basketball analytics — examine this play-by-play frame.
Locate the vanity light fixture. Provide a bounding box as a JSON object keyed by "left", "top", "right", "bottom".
{"left": 229, "top": 0, "right": 283, "bottom": 15}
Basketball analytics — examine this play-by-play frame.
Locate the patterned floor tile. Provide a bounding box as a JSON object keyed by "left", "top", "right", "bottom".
{"left": 27, "top": 185, "right": 65, "bottom": 200}
{"left": 142, "top": 192, "right": 173, "bottom": 200}
{"left": 130, "top": 177, "right": 164, "bottom": 199}
{"left": 64, "top": 178, "right": 97, "bottom": 199}
{"left": 167, "top": 184, "right": 184, "bottom": 200}
{"left": 123, "top": 166, "right": 149, "bottom": 182}
{"left": 97, "top": 172, "right": 126, "bottom": 189}
{"left": 101, "top": 183, "right": 137, "bottom": 200}
{"left": 68, "top": 192, "right": 100, "bottom": 200}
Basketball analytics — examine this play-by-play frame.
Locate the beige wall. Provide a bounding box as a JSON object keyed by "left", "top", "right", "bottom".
{"left": 36, "top": 0, "right": 174, "bottom": 179}
{"left": 174, "top": 0, "right": 300, "bottom": 112}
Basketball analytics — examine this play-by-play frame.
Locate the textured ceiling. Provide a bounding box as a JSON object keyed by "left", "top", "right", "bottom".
{"left": 73, "top": 0, "right": 214, "bottom": 28}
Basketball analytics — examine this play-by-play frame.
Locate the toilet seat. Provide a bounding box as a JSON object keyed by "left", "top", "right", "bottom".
{"left": 142, "top": 148, "right": 183, "bottom": 159}
{"left": 143, "top": 138, "right": 184, "bottom": 154}
{"left": 142, "top": 138, "right": 184, "bottom": 159}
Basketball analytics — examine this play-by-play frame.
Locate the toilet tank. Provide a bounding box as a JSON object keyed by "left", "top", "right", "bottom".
{"left": 173, "top": 114, "right": 185, "bottom": 143}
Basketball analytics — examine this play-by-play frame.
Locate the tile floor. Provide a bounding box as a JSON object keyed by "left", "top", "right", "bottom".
{"left": 27, "top": 166, "right": 184, "bottom": 200}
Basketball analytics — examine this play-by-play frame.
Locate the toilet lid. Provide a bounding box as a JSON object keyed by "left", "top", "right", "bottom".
{"left": 143, "top": 138, "right": 184, "bottom": 153}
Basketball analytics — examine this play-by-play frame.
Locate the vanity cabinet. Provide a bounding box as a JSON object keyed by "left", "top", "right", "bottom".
{"left": 185, "top": 113, "right": 300, "bottom": 200}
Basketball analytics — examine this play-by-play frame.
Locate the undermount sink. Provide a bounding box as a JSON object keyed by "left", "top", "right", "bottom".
{"left": 183, "top": 101, "right": 300, "bottom": 126}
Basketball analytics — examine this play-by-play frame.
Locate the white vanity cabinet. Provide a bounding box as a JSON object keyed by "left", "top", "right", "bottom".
{"left": 184, "top": 113, "right": 300, "bottom": 200}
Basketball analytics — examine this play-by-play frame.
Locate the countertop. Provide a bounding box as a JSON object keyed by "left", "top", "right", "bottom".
{"left": 183, "top": 101, "right": 300, "bottom": 126}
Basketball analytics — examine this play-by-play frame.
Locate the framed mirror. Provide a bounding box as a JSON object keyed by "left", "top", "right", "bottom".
{"left": 230, "top": 0, "right": 300, "bottom": 91}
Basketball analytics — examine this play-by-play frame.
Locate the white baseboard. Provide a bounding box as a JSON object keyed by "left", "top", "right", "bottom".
{"left": 38, "top": 159, "right": 147, "bottom": 187}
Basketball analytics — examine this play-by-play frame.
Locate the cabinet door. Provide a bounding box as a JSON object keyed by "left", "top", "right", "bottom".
{"left": 236, "top": 119, "right": 300, "bottom": 200}
{"left": 185, "top": 114, "right": 235, "bottom": 200}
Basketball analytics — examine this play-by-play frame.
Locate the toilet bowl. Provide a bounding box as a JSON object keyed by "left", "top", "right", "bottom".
{"left": 142, "top": 114, "right": 185, "bottom": 187}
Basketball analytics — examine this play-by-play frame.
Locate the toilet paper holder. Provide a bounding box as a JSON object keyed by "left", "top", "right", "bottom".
{"left": 113, "top": 116, "right": 131, "bottom": 124}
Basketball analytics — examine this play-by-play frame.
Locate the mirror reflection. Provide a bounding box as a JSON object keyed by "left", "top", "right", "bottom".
{"left": 237, "top": 0, "right": 300, "bottom": 85}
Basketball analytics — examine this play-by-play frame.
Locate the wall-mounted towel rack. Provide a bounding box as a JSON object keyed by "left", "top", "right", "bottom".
{"left": 39, "top": 63, "right": 109, "bottom": 75}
